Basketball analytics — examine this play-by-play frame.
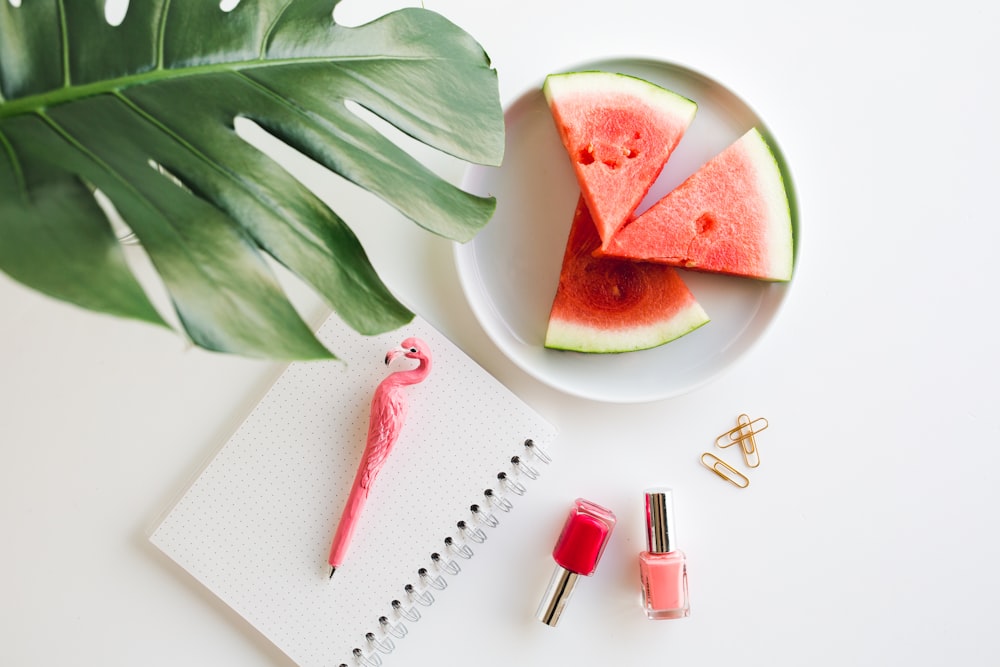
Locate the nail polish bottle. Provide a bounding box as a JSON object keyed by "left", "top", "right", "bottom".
{"left": 537, "top": 498, "right": 617, "bottom": 626}
{"left": 639, "top": 488, "right": 690, "bottom": 619}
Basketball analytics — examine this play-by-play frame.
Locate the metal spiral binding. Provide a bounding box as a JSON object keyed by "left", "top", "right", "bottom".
{"left": 405, "top": 583, "right": 434, "bottom": 607}
{"left": 430, "top": 551, "right": 461, "bottom": 575}
{"left": 418, "top": 567, "right": 448, "bottom": 591}
{"left": 496, "top": 471, "right": 526, "bottom": 496}
{"left": 378, "top": 614, "right": 407, "bottom": 639}
{"left": 524, "top": 438, "right": 552, "bottom": 464}
{"left": 366, "top": 632, "right": 394, "bottom": 655}
{"left": 391, "top": 598, "right": 420, "bottom": 623}
{"left": 483, "top": 488, "right": 513, "bottom": 512}
{"left": 346, "top": 438, "right": 550, "bottom": 666}
{"left": 353, "top": 647, "right": 382, "bottom": 667}
{"left": 444, "top": 535, "right": 475, "bottom": 558}
{"left": 470, "top": 503, "right": 500, "bottom": 528}
{"left": 457, "top": 519, "right": 487, "bottom": 543}
{"left": 510, "top": 455, "right": 539, "bottom": 480}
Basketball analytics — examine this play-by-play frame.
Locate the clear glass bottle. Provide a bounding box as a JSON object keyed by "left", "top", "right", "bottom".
{"left": 639, "top": 488, "right": 690, "bottom": 619}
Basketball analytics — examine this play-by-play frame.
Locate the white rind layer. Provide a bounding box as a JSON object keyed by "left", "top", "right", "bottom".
{"left": 545, "top": 300, "right": 710, "bottom": 354}
{"left": 742, "top": 128, "right": 794, "bottom": 281}
{"left": 543, "top": 71, "right": 697, "bottom": 126}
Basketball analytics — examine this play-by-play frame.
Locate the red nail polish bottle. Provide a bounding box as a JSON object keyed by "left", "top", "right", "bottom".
{"left": 537, "top": 498, "right": 617, "bottom": 626}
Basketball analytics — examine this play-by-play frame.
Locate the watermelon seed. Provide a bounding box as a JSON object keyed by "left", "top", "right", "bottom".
{"left": 696, "top": 213, "right": 716, "bottom": 235}
{"left": 577, "top": 147, "right": 595, "bottom": 165}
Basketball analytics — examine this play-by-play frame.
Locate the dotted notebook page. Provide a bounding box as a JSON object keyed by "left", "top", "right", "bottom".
{"left": 149, "top": 315, "right": 557, "bottom": 667}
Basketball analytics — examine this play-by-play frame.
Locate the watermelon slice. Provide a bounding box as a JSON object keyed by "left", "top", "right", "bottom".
{"left": 601, "top": 128, "right": 795, "bottom": 282}
{"left": 543, "top": 71, "right": 697, "bottom": 247}
{"left": 545, "top": 196, "right": 710, "bottom": 354}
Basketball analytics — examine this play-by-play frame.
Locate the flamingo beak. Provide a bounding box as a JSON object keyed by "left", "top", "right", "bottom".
{"left": 384, "top": 347, "right": 404, "bottom": 365}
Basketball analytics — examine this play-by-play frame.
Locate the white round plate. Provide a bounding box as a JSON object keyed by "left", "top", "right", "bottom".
{"left": 454, "top": 57, "right": 798, "bottom": 403}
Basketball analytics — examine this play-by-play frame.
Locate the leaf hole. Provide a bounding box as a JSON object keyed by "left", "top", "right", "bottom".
{"left": 104, "top": 0, "right": 128, "bottom": 26}
{"left": 332, "top": 0, "right": 392, "bottom": 26}
{"left": 219, "top": 0, "right": 241, "bottom": 12}
{"left": 148, "top": 159, "right": 192, "bottom": 194}
{"left": 89, "top": 186, "right": 137, "bottom": 244}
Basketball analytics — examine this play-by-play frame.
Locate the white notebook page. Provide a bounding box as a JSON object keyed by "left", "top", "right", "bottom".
{"left": 150, "top": 314, "right": 557, "bottom": 667}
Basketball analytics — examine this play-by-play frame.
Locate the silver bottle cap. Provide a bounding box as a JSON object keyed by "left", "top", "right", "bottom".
{"left": 536, "top": 566, "right": 580, "bottom": 626}
{"left": 645, "top": 488, "right": 676, "bottom": 554}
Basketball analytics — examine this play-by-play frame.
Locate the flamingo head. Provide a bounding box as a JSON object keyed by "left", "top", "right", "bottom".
{"left": 384, "top": 337, "right": 432, "bottom": 368}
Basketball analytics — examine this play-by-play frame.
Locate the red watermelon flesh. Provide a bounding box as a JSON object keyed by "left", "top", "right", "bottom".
{"left": 543, "top": 71, "right": 697, "bottom": 247}
{"left": 601, "top": 128, "right": 795, "bottom": 282}
{"left": 545, "top": 196, "right": 710, "bottom": 354}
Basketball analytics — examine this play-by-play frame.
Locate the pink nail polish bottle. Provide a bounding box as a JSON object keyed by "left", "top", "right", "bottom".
{"left": 639, "top": 488, "right": 690, "bottom": 619}
{"left": 537, "top": 498, "right": 617, "bottom": 626}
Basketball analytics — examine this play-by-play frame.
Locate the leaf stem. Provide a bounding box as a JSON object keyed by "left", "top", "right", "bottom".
{"left": 57, "top": 0, "right": 70, "bottom": 87}
{"left": 156, "top": 0, "right": 172, "bottom": 71}
{"left": 0, "top": 126, "right": 28, "bottom": 203}
{"left": 0, "top": 54, "right": 431, "bottom": 120}
{"left": 260, "top": 1, "right": 297, "bottom": 60}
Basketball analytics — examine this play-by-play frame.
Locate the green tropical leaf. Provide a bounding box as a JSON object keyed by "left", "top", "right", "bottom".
{"left": 0, "top": 0, "right": 503, "bottom": 359}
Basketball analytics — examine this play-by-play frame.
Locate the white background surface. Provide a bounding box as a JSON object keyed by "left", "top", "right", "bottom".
{"left": 2, "top": 1, "right": 998, "bottom": 665}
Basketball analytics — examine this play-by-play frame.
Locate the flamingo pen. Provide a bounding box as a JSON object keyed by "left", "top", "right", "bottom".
{"left": 328, "top": 337, "right": 432, "bottom": 577}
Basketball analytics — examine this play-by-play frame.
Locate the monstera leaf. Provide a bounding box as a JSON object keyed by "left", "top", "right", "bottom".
{"left": 0, "top": 0, "right": 503, "bottom": 359}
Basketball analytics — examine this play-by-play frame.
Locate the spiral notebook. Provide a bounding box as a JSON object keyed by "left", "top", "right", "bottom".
{"left": 149, "top": 313, "right": 557, "bottom": 667}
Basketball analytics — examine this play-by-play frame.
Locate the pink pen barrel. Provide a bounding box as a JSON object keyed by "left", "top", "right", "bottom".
{"left": 327, "top": 467, "right": 369, "bottom": 572}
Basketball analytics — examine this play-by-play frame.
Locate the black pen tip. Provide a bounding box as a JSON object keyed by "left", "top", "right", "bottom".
{"left": 329, "top": 566, "right": 337, "bottom": 579}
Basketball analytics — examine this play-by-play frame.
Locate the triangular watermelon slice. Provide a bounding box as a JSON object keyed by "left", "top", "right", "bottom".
{"left": 601, "top": 128, "right": 795, "bottom": 281}
{"left": 543, "top": 71, "right": 697, "bottom": 247}
{"left": 545, "top": 196, "right": 709, "bottom": 353}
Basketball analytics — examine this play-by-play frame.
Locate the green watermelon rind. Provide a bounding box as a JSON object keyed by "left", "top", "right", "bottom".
{"left": 542, "top": 70, "right": 698, "bottom": 127}
{"left": 544, "top": 301, "right": 710, "bottom": 354}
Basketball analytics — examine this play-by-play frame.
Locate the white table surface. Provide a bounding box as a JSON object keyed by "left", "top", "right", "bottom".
{"left": 3, "top": 1, "right": 998, "bottom": 665}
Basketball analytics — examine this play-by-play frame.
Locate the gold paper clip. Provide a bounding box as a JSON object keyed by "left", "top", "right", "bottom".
{"left": 716, "top": 414, "right": 767, "bottom": 468}
{"left": 700, "top": 453, "right": 750, "bottom": 489}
